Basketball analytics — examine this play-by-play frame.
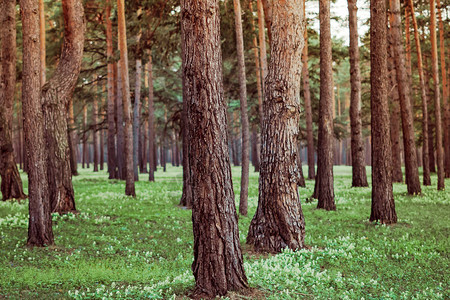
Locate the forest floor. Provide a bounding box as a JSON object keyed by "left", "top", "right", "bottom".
{"left": 0, "top": 166, "right": 449, "bottom": 299}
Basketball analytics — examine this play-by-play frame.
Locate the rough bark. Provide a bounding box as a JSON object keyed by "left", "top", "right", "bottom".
{"left": 0, "top": 0, "right": 27, "bottom": 201}
{"left": 314, "top": 0, "right": 335, "bottom": 210}
{"left": 389, "top": 0, "right": 421, "bottom": 195}
{"left": 247, "top": 0, "right": 306, "bottom": 252}
{"left": 347, "top": 0, "right": 368, "bottom": 187}
{"left": 424, "top": 61, "right": 437, "bottom": 173}
{"left": 147, "top": 54, "right": 156, "bottom": 182}
{"left": 261, "top": 0, "right": 271, "bottom": 43}
{"left": 429, "top": 0, "right": 445, "bottom": 190}
{"left": 133, "top": 59, "right": 141, "bottom": 181}
{"left": 297, "top": 144, "right": 306, "bottom": 188}
{"left": 181, "top": 0, "right": 248, "bottom": 296}
{"left": 116, "top": 63, "right": 125, "bottom": 180}
{"left": 20, "top": 0, "right": 54, "bottom": 246}
{"left": 408, "top": 0, "right": 430, "bottom": 185}
{"left": 370, "top": 0, "right": 397, "bottom": 224}
{"left": 39, "top": 0, "right": 45, "bottom": 84}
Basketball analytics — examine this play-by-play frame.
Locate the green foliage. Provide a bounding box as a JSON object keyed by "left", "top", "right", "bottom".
{"left": 0, "top": 167, "right": 449, "bottom": 299}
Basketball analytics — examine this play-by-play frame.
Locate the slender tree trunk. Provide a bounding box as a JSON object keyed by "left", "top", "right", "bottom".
{"left": 408, "top": 0, "right": 430, "bottom": 185}
{"left": 181, "top": 0, "right": 248, "bottom": 296}
{"left": 147, "top": 54, "right": 156, "bottom": 182}
{"left": 133, "top": 59, "right": 141, "bottom": 181}
{"left": 389, "top": 0, "right": 421, "bottom": 195}
{"left": 370, "top": 0, "right": 397, "bottom": 224}
{"left": 0, "top": 0, "right": 27, "bottom": 201}
{"left": 141, "top": 63, "right": 148, "bottom": 174}
{"left": 261, "top": 0, "right": 271, "bottom": 44}
{"left": 424, "top": 63, "right": 437, "bottom": 173}
{"left": 68, "top": 97, "right": 78, "bottom": 176}
{"left": 297, "top": 144, "right": 306, "bottom": 188}
{"left": 404, "top": 5, "right": 412, "bottom": 89}
{"left": 314, "top": 0, "right": 335, "bottom": 210}
{"left": 247, "top": 0, "right": 306, "bottom": 252}
{"left": 347, "top": 0, "right": 368, "bottom": 187}
{"left": 106, "top": 0, "right": 117, "bottom": 179}
{"left": 429, "top": 0, "right": 445, "bottom": 190}
{"left": 116, "top": 63, "right": 125, "bottom": 179}
{"left": 39, "top": 0, "right": 46, "bottom": 84}
{"left": 82, "top": 106, "right": 89, "bottom": 169}
{"left": 20, "top": 0, "right": 54, "bottom": 246}
{"left": 92, "top": 82, "right": 99, "bottom": 173}
{"left": 99, "top": 91, "right": 104, "bottom": 171}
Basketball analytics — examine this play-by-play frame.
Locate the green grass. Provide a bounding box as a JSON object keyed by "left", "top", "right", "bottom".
{"left": 0, "top": 165, "right": 449, "bottom": 299}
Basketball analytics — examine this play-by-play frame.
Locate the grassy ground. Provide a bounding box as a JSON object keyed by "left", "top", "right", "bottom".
{"left": 0, "top": 165, "right": 448, "bottom": 299}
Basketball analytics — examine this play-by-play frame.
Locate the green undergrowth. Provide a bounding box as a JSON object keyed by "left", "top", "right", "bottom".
{"left": 0, "top": 166, "right": 448, "bottom": 299}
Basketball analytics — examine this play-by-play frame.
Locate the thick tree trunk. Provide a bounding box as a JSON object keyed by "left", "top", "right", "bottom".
{"left": 133, "top": 59, "right": 141, "bottom": 181}
{"left": 147, "top": 54, "right": 156, "bottom": 182}
{"left": 117, "top": 0, "right": 136, "bottom": 196}
{"left": 429, "top": 0, "right": 445, "bottom": 190}
{"left": 408, "top": 0, "right": 430, "bottom": 185}
{"left": 370, "top": 0, "right": 397, "bottom": 224}
{"left": 247, "top": 0, "right": 306, "bottom": 252}
{"left": 233, "top": 0, "right": 250, "bottom": 217}
{"left": 347, "top": 0, "right": 368, "bottom": 187}
{"left": 116, "top": 63, "right": 125, "bottom": 180}
{"left": 106, "top": 0, "right": 117, "bottom": 179}
{"left": 20, "top": 0, "right": 54, "bottom": 246}
{"left": 181, "top": 0, "right": 248, "bottom": 296}
{"left": 389, "top": 0, "right": 421, "bottom": 195}
{"left": 314, "top": 0, "right": 335, "bottom": 210}
{"left": 0, "top": 0, "right": 27, "bottom": 201}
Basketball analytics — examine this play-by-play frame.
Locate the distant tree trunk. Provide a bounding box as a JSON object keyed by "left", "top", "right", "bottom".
{"left": 68, "top": 98, "right": 78, "bottom": 176}
{"left": 141, "top": 63, "right": 148, "bottom": 174}
{"left": 250, "top": 127, "right": 259, "bottom": 170}
{"left": 0, "top": 0, "right": 27, "bottom": 201}
{"left": 347, "top": 0, "right": 368, "bottom": 187}
{"left": 20, "top": 0, "right": 54, "bottom": 246}
{"left": 232, "top": 0, "right": 249, "bottom": 216}
{"left": 92, "top": 85, "right": 99, "bottom": 173}
{"left": 408, "top": 0, "right": 430, "bottom": 185}
{"left": 117, "top": 0, "right": 136, "bottom": 196}
{"left": 99, "top": 93, "right": 104, "bottom": 171}
{"left": 116, "top": 63, "right": 125, "bottom": 180}
{"left": 39, "top": 0, "right": 46, "bottom": 84}
{"left": 261, "top": 0, "right": 272, "bottom": 43}
{"left": 314, "top": 0, "right": 335, "bottom": 210}
{"left": 302, "top": 1, "right": 315, "bottom": 180}
{"left": 297, "top": 144, "right": 306, "bottom": 188}
{"left": 370, "top": 0, "right": 397, "bottom": 224}
{"left": 404, "top": 5, "right": 412, "bottom": 88}
{"left": 181, "top": 0, "right": 248, "bottom": 296}
{"left": 247, "top": 0, "right": 306, "bottom": 252}
{"left": 147, "top": 54, "right": 156, "bottom": 182}
{"left": 429, "top": 0, "right": 445, "bottom": 190}
{"left": 82, "top": 106, "right": 88, "bottom": 169}
{"left": 133, "top": 58, "right": 141, "bottom": 181}
{"left": 389, "top": 0, "right": 421, "bottom": 195}
{"left": 106, "top": 0, "right": 117, "bottom": 179}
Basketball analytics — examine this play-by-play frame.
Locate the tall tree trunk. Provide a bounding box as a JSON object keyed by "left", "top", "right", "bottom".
{"left": 0, "top": 0, "right": 27, "bottom": 201}
{"left": 302, "top": 0, "right": 315, "bottom": 180}
{"left": 147, "top": 54, "right": 156, "bottom": 182}
{"left": 408, "top": 0, "right": 430, "bottom": 185}
{"left": 232, "top": 0, "right": 250, "bottom": 217}
{"left": 117, "top": 0, "right": 136, "bottom": 196}
{"left": 347, "top": 0, "right": 368, "bottom": 187}
{"left": 39, "top": 0, "right": 46, "bottom": 84}
{"left": 424, "top": 62, "right": 437, "bottom": 173}
{"left": 389, "top": 0, "right": 421, "bottom": 195}
{"left": 181, "top": 0, "right": 248, "bottom": 296}
{"left": 404, "top": 5, "right": 412, "bottom": 88}
{"left": 68, "top": 97, "right": 78, "bottom": 176}
{"left": 116, "top": 63, "right": 125, "bottom": 180}
{"left": 247, "top": 0, "right": 306, "bottom": 252}
{"left": 314, "top": 0, "right": 335, "bottom": 210}
{"left": 261, "top": 0, "right": 271, "bottom": 44}
{"left": 82, "top": 106, "right": 89, "bottom": 169}
{"left": 429, "top": 0, "right": 445, "bottom": 190}
{"left": 370, "top": 0, "right": 397, "bottom": 224}
{"left": 43, "top": 0, "right": 84, "bottom": 213}
{"left": 106, "top": 0, "right": 117, "bottom": 179}
{"left": 99, "top": 91, "right": 104, "bottom": 171}
{"left": 20, "top": 0, "right": 54, "bottom": 246}
{"left": 141, "top": 62, "right": 149, "bottom": 174}
{"left": 133, "top": 59, "right": 141, "bottom": 181}
{"left": 92, "top": 82, "right": 99, "bottom": 173}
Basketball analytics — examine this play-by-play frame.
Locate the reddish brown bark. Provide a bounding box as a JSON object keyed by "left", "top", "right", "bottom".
{"left": 147, "top": 53, "right": 156, "bottom": 182}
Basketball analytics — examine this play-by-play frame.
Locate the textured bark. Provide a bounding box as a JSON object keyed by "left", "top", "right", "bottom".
{"left": 408, "top": 0, "right": 430, "bottom": 185}
{"left": 404, "top": 5, "right": 412, "bottom": 88}
{"left": 106, "top": 0, "right": 117, "bottom": 179}
{"left": 181, "top": 0, "right": 248, "bottom": 296}
{"left": 257, "top": 0, "right": 268, "bottom": 100}
{"left": 0, "top": 0, "right": 27, "bottom": 201}
{"left": 261, "top": 0, "right": 271, "bottom": 43}
{"left": 429, "top": 0, "right": 445, "bottom": 190}
{"left": 302, "top": 1, "right": 315, "bottom": 180}
{"left": 424, "top": 61, "right": 437, "bottom": 173}
{"left": 20, "top": 0, "right": 54, "bottom": 246}
{"left": 39, "top": 0, "right": 46, "bottom": 84}
{"left": 116, "top": 63, "right": 125, "bottom": 180}
{"left": 314, "top": 0, "right": 335, "bottom": 210}
{"left": 233, "top": 0, "right": 249, "bottom": 216}
{"left": 179, "top": 84, "right": 193, "bottom": 207}
{"left": 389, "top": 0, "right": 421, "bottom": 195}
{"left": 297, "top": 144, "right": 306, "bottom": 188}
{"left": 42, "top": 0, "right": 84, "bottom": 213}
{"left": 347, "top": 0, "right": 368, "bottom": 187}
{"left": 117, "top": 0, "right": 136, "bottom": 196}
{"left": 133, "top": 59, "right": 141, "bottom": 181}
{"left": 247, "top": 0, "right": 306, "bottom": 252}
{"left": 147, "top": 54, "right": 156, "bottom": 182}
{"left": 370, "top": 0, "right": 397, "bottom": 224}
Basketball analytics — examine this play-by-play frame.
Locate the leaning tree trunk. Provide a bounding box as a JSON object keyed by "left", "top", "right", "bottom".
{"left": 181, "top": 0, "right": 248, "bottom": 296}
{"left": 147, "top": 53, "right": 156, "bottom": 182}
{"left": 247, "top": 0, "right": 306, "bottom": 252}
{"left": 389, "top": 0, "right": 421, "bottom": 195}
{"left": 0, "top": 0, "right": 27, "bottom": 201}
{"left": 233, "top": 0, "right": 250, "bottom": 216}
{"left": 429, "top": 0, "right": 445, "bottom": 190}
{"left": 314, "top": 0, "right": 335, "bottom": 210}
{"left": 20, "top": 0, "right": 54, "bottom": 246}
{"left": 347, "top": 0, "right": 368, "bottom": 187}
{"left": 408, "top": 0, "right": 430, "bottom": 185}
{"left": 370, "top": 0, "right": 397, "bottom": 224}
{"left": 117, "top": 0, "right": 136, "bottom": 196}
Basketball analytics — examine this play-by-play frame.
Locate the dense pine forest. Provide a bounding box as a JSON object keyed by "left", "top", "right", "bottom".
{"left": 0, "top": 0, "right": 449, "bottom": 299}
